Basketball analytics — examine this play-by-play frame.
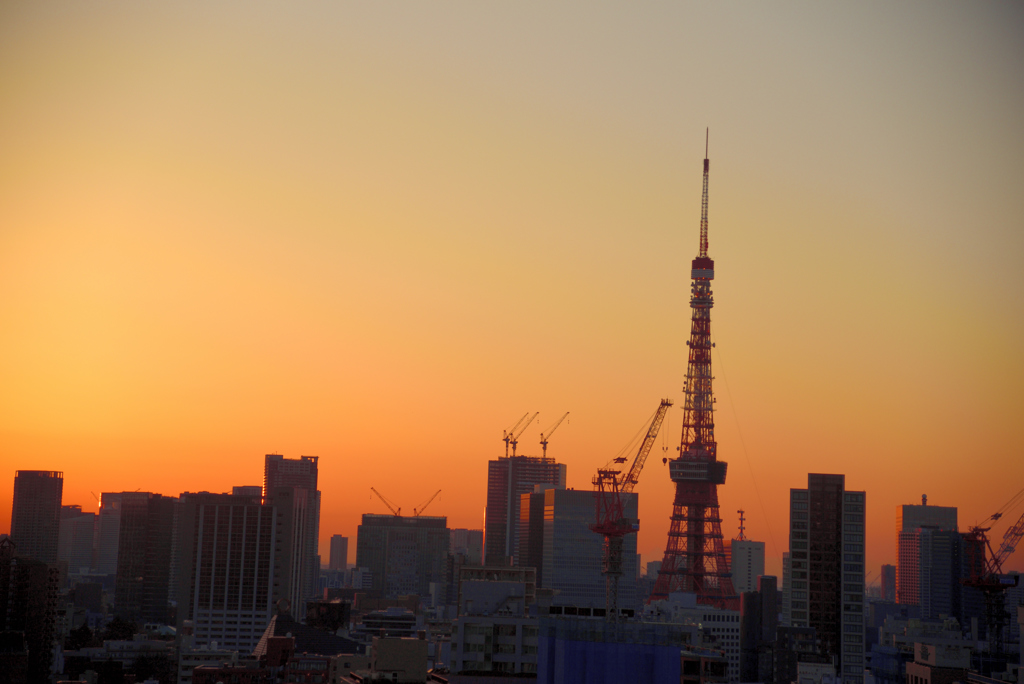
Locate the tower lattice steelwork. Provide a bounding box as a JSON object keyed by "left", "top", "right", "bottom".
{"left": 650, "top": 136, "right": 738, "bottom": 610}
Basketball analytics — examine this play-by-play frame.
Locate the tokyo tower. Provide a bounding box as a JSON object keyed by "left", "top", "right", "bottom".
{"left": 649, "top": 132, "right": 738, "bottom": 610}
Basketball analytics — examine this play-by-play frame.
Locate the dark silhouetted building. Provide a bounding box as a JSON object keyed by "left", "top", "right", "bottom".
{"left": 329, "top": 535, "right": 348, "bottom": 571}
{"left": 356, "top": 514, "right": 449, "bottom": 599}
{"left": 93, "top": 492, "right": 123, "bottom": 575}
{"left": 113, "top": 492, "right": 177, "bottom": 624}
{"left": 10, "top": 470, "right": 63, "bottom": 565}
{"left": 787, "top": 473, "right": 865, "bottom": 684}
{"left": 58, "top": 505, "right": 96, "bottom": 576}
{"left": 484, "top": 455, "right": 565, "bottom": 566}
{"left": 0, "top": 535, "right": 59, "bottom": 683}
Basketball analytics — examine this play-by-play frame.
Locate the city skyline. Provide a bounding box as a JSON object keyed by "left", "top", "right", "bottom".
{"left": 2, "top": 2, "right": 1023, "bottom": 583}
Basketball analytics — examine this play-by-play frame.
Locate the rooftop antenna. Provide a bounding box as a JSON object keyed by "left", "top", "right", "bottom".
{"left": 736, "top": 509, "right": 746, "bottom": 541}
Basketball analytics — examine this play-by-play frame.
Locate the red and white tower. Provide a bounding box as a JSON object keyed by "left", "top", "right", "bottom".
{"left": 650, "top": 134, "right": 738, "bottom": 609}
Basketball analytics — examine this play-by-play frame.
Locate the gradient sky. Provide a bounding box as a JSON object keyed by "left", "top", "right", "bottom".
{"left": 2, "top": 2, "right": 1022, "bottom": 581}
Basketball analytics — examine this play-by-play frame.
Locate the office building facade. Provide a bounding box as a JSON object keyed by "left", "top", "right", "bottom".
{"left": 895, "top": 499, "right": 957, "bottom": 609}
{"left": 356, "top": 514, "right": 450, "bottom": 598}
{"left": 532, "top": 488, "right": 638, "bottom": 611}
{"left": 788, "top": 473, "right": 865, "bottom": 684}
{"left": 10, "top": 470, "right": 64, "bottom": 565}
{"left": 484, "top": 456, "right": 566, "bottom": 566}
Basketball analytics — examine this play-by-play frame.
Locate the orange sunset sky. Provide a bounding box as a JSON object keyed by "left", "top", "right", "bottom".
{"left": 2, "top": 2, "right": 1023, "bottom": 582}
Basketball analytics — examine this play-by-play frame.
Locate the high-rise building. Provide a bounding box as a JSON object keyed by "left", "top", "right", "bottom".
{"left": 484, "top": 456, "right": 565, "bottom": 566}
{"left": 517, "top": 485, "right": 556, "bottom": 585}
{"left": 263, "top": 454, "right": 321, "bottom": 606}
{"left": 94, "top": 492, "right": 123, "bottom": 575}
{"left": 530, "top": 488, "right": 638, "bottom": 611}
{"left": 329, "top": 535, "right": 349, "bottom": 571}
{"left": 114, "top": 492, "right": 177, "bottom": 624}
{"left": 880, "top": 564, "right": 896, "bottom": 602}
{"left": 450, "top": 529, "right": 483, "bottom": 566}
{"left": 356, "top": 514, "right": 450, "bottom": 598}
{"left": 58, "top": 505, "right": 96, "bottom": 575}
{"left": 10, "top": 470, "right": 63, "bottom": 564}
{"left": 0, "top": 535, "right": 60, "bottom": 683}
{"left": 896, "top": 498, "right": 956, "bottom": 608}
{"left": 788, "top": 473, "right": 865, "bottom": 684}
{"left": 175, "top": 490, "right": 280, "bottom": 652}
{"left": 726, "top": 539, "right": 765, "bottom": 595}
{"left": 917, "top": 528, "right": 963, "bottom": 621}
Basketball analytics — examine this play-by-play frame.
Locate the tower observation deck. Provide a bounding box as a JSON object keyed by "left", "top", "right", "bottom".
{"left": 649, "top": 135, "right": 738, "bottom": 610}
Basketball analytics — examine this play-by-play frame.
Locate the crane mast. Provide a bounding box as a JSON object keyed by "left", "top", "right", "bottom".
{"left": 590, "top": 399, "right": 672, "bottom": 620}
{"left": 961, "top": 499, "right": 1024, "bottom": 663}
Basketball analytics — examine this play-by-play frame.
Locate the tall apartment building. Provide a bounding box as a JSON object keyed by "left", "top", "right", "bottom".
{"left": 726, "top": 539, "right": 765, "bottom": 595}
{"left": 94, "top": 492, "right": 123, "bottom": 575}
{"left": 175, "top": 490, "right": 287, "bottom": 652}
{"left": 329, "top": 535, "right": 349, "bottom": 571}
{"left": 355, "top": 514, "right": 450, "bottom": 598}
{"left": 263, "top": 454, "right": 321, "bottom": 605}
{"left": 788, "top": 474, "right": 865, "bottom": 684}
{"left": 10, "top": 470, "right": 63, "bottom": 564}
{"left": 520, "top": 487, "right": 638, "bottom": 611}
{"left": 484, "top": 456, "right": 566, "bottom": 566}
{"left": 114, "top": 492, "right": 177, "bottom": 623}
{"left": 58, "top": 505, "right": 96, "bottom": 575}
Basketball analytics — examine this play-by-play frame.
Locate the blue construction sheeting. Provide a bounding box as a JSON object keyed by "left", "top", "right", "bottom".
{"left": 536, "top": 618, "right": 692, "bottom": 684}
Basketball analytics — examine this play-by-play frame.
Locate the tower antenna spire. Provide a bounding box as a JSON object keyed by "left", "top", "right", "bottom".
{"left": 651, "top": 136, "right": 735, "bottom": 609}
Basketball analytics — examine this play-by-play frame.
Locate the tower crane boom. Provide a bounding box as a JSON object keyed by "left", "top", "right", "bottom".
{"left": 509, "top": 412, "right": 538, "bottom": 457}
{"left": 540, "top": 412, "right": 570, "bottom": 459}
{"left": 414, "top": 489, "right": 442, "bottom": 517}
{"left": 370, "top": 487, "right": 401, "bottom": 516}
{"left": 622, "top": 401, "right": 672, "bottom": 493}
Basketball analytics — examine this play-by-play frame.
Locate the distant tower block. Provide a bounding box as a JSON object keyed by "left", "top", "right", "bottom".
{"left": 650, "top": 134, "right": 738, "bottom": 609}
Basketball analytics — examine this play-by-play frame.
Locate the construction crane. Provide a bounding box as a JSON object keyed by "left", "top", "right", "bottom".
{"left": 590, "top": 399, "right": 673, "bottom": 620}
{"left": 503, "top": 412, "right": 538, "bottom": 458}
{"left": 501, "top": 413, "right": 528, "bottom": 456}
{"left": 540, "top": 412, "right": 570, "bottom": 459}
{"left": 961, "top": 489, "right": 1024, "bottom": 662}
{"left": 370, "top": 487, "right": 401, "bottom": 516}
{"left": 414, "top": 489, "right": 442, "bottom": 517}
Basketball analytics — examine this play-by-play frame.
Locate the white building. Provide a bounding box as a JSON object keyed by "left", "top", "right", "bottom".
{"left": 725, "top": 539, "right": 765, "bottom": 595}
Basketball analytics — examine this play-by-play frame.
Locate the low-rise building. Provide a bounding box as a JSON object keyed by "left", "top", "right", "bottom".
{"left": 904, "top": 642, "right": 969, "bottom": 684}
